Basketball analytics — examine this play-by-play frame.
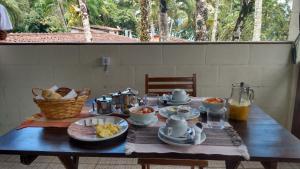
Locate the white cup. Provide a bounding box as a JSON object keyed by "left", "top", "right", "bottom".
{"left": 172, "top": 89, "right": 188, "bottom": 102}
{"left": 165, "top": 115, "right": 188, "bottom": 137}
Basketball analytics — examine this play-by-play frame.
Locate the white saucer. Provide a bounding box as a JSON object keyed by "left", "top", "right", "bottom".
{"left": 127, "top": 116, "right": 158, "bottom": 127}
{"left": 159, "top": 106, "right": 200, "bottom": 120}
{"left": 170, "top": 97, "right": 190, "bottom": 103}
{"left": 169, "top": 98, "right": 192, "bottom": 105}
{"left": 159, "top": 96, "right": 192, "bottom": 105}
{"left": 158, "top": 126, "right": 195, "bottom": 141}
{"left": 158, "top": 129, "right": 206, "bottom": 147}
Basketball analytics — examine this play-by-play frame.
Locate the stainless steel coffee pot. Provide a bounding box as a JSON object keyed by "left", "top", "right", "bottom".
{"left": 95, "top": 96, "right": 113, "bottom": 114}
{"left": 121, "top": 88, "right": 138, "bottom": 108}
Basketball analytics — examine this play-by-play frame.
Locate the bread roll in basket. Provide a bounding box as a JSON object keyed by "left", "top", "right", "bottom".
{"left": 32, "top": 87, "right": 91, "bottom": 119}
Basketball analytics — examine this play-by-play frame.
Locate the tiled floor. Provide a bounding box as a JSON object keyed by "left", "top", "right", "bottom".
{"left": 0, "top": 155, "right": 299, "bottom": 169}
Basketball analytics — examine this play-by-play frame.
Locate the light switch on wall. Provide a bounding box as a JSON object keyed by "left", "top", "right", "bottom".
{"left": 101, "top": 56, "right": 111, "bottom": 72}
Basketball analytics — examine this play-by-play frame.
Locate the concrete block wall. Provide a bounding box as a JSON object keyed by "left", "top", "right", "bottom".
{"left": 0, "top": 43, "right": 294, "bottom": 135}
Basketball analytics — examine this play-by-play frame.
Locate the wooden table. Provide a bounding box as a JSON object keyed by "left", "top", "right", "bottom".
{"left": 0, "top": 105, "right": 300, "bottom": 169}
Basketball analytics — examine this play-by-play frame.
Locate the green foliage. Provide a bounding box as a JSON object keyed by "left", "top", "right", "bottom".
{"left": 0, "top": 0, "right": 293, "bottom": 41}
{"left": 261, "top": 0, "right": 291, "bottom": 41}
{"left": 11, "top": 0, "right": 67, "bottom": 32}
{"left": 0, "top": 0, "right": 22, "bottom": 26}
{"left": 90, "top": 0, "right": 138, "bottom": 36}
{"left": 64, "top": 2, "right": 82, "bottom": 27}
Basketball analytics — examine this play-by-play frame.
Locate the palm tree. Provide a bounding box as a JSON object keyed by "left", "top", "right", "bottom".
{"left": 176, "top": 0, "right": 196, "bottom": 39}
{"left": 195, "top": 0, "right": 208, "bottom": 41}
{"left": 211, "top": 0, "right": 220, "bottom": 41}
{"left": 57, "top": 0, "right": 67, "bottom": 29}
{"left": 232, "top": 0, "right": 254, "bottom": 41}
{"left": 77, "top": 0, "right": 92, "bottom": 42}
{"left": 159, "top": 0, "right": 169, "bottom": 41}
{"left": 140, "top": 0, "right": 151, "bottom": 41}
{"left": 252, "top": 0, "right": 262, "bottom": 41}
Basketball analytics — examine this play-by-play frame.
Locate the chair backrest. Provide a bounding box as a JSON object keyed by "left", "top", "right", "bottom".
{"left": 145, "top": 74, "right": 197, "bottom": 97}
{"left": 138, "top": 158, "right": 208, "bottom": 169}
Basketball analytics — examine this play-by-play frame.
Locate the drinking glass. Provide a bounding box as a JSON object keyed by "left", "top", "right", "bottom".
{"left": 207, "top": 107, "right": 227, "bottom": 129}
{"left": 144, "top": 93, "right": 159, "bottom": 107}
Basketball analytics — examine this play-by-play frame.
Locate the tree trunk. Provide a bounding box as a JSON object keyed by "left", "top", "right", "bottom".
{"left": 57, "top": 0, "right": 67, "bottom": 30}
{"left": 232, "top": 0, "right": 254, "bottom": 41}
{"left": 195, "top": 0, "right": 208, "bottom": 41}
{"left": 140, "top": 0, "right": 151, "bottom": 41}
{"left": 78, "top": 0, "right": 92, "bottom": 42}
{"left": 253, "top": 0, "right": 262, "bottom": 41}
{"left": 159, "top": 0, "right": 169, "bottom": 42}
{"left": 211, "top": 0, "right": 220, "bottom": 41}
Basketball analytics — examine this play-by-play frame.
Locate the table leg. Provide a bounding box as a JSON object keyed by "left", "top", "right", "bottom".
{"left": 58, "top": 155, "right": 79, "bottom": 169}
{"left": 225, "top": 160, "right": 241, "bottom": 169}
{"left": 20, "top": 155, "right": 38, "bottom": 165}
{"left": 261, "top": 161, "right": 278, "bottom": 169}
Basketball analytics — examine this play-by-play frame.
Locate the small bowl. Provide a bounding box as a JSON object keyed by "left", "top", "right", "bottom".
{"left": 201, "top": 97, "right": 225, "bottom": 111}
{"left": 129, "top": 106, "right": 156, "bottom": 123}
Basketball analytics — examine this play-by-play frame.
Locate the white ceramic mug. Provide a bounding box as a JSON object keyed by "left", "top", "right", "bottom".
{"left": 165, "top": 115, "right": 188, "bottom": 137}
{"left": 172, "top": 89, "right": 188, "bottom": 102}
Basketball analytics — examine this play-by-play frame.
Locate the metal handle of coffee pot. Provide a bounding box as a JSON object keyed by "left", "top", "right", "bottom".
{"left": 92, "top": 98, "right": 96, "bottom": 112}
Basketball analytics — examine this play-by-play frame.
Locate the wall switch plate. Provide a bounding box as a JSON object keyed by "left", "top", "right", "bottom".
{"left": 101, "top": 56, "right": 111, "bottom": 72}
{"left": 101, "top": 56, "right": 111, "bottom": 66}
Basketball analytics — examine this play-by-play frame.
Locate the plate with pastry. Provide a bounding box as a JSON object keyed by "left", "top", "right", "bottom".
{"left": 158, "top": 106, "right": 200, "bottom": 120}
{"left": 67, "top": 116, "right": 128, "bottom": 142}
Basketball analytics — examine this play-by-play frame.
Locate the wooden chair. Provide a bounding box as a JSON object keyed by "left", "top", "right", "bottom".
{"left": 145, "top": 74, "right": 197, "bottom": 97}
{"left": 142, "top": 74, "right": 207, "bottom": 169}
{"left": 138, "top": 158, "right": 208, "bottom": 169}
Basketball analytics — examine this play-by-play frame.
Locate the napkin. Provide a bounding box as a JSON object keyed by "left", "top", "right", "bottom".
{"left": 35, "top": 85, "right": 77, "bottom": 100}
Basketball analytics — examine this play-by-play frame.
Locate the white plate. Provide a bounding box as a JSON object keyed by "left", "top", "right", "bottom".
{"left": 158, "top": 126, "right": 195, "bottom": 142}
{"left": 127, "top": 116, "right": 158, "bottom": 127}
{"left": 168, "top": 98, "right": 192, "bottom": 105}
{"left": 158, "top": 129, "right": 206, "bottom": 147}
{"left": 67, "top": 116, "right": 128, "bottom": 142}
{"left": 159, "top": 106, "right": 200, "bottom": 120}
{"left": 170, "top": 96, "right": 190, "bottom": 103}
{"left": 159, "top": 97, "right": 192, "bottom": 105}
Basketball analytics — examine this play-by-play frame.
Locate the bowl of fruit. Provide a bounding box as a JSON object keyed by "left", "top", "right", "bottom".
{"left": 129, "top": 106, "right": 156, "bottom": 123}
{"left": 201, "top": 97, "right": 225, "bottom": 111}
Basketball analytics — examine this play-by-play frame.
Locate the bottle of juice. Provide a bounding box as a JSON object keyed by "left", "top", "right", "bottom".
{"left": 228, "top": 82, "right": 254, "bottom": 121}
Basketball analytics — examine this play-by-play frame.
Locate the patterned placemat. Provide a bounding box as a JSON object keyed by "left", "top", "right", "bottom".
{"left": 127, "top": 126, "right": 242, "bottom": 146}
{"left": 125, "top": 121, "right": 249, "bottom": 160}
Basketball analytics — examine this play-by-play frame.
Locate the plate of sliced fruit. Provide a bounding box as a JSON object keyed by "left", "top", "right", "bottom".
{"left": 67, "top": 116, "right": 128, "bottom": 142}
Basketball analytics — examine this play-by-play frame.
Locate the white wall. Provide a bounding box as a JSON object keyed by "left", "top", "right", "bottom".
{"left": 0, "top": 43, "right": 293, "bottom": 134}
{"left": 289, "top": 0, "right": 299, "bottom": 40}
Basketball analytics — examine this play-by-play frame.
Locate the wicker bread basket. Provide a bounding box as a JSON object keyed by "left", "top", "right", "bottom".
{"left": 32, "top": 87, "right": 91, "bottom": 120}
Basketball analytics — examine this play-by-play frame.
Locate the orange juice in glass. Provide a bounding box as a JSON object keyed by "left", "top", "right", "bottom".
{"left": 228, "top": 82, "right": 254, "bottom": 121}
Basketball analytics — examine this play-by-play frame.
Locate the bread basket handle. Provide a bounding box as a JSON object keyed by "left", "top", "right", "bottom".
{"left": 32, "top": 88, "right": 43, "bottom": 97}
